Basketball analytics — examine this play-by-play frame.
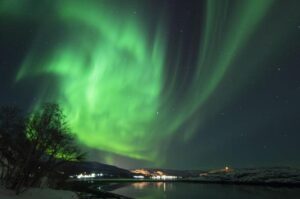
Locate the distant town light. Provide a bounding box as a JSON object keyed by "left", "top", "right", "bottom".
{"left": 151, "top": 175, "right": 177, "bottom": 180}
{"left": 225, "top": 166, "right": 229, "bottom": 171}
{"left": 133, "top": 175, "right": 145, "bottom": 179}
{"left": 75, "top": 172, "right": 101, "bottom": 179}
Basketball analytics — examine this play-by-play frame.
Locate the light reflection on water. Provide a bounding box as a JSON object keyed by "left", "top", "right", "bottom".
{"left": 108, "top": 182, "right": 300, "bottom": 199}
{"left": 131, "top": 182, "right": 168, "bottom": 192}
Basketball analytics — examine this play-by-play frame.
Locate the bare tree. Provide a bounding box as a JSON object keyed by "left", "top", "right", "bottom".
{"left": 0, "top": 103, "right": 85, "bottom": 194}
{"left": 0, "top": 106, "right": 28, "bottom": 188}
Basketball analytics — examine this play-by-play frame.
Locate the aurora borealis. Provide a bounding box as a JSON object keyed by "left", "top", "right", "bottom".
{"left": 1, "top": 0, "right": 300, "bottom": 169}
{"left": 16, "top": 0, "right": 166, "bottom": 161}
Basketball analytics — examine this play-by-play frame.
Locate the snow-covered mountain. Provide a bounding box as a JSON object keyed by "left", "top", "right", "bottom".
{"left": 191, "top": 167, "right": 300, "bottom": 186}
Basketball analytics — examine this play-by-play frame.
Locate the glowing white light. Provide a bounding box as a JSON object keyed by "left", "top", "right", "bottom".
{"left": 76, "top": 173, "right": 97, "bottom": 179}
{"left": 133, "top": 175, "right": 145, "bottom": 179}
{"left": 151, "top": 175, "right": 177, "bottom": 180}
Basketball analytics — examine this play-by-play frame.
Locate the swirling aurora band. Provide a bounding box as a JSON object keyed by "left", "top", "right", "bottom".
{"left": 0, "top": 0, "right": 277, "bottom": 165}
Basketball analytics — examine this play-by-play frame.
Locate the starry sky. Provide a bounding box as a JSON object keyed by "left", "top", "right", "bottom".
{"left": 0, "top": 0, "right": 300, "bottom": 169}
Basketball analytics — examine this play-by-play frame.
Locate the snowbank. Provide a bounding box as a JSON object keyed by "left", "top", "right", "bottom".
{"left": 0, "top": 186, "right": 78, "bottom": 199}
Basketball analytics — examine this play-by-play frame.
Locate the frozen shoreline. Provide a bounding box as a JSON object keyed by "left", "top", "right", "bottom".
{"left": 0, "top": 186, "right": 78, "bottom": 199}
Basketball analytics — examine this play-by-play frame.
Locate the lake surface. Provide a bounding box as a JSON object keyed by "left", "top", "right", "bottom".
{"left": 107, "top": 182, "right": 300, "bottom": 199}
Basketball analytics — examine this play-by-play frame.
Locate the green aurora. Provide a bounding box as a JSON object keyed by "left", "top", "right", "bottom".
{"left": 2, "top": 0, "right": 297, "bottom": 166}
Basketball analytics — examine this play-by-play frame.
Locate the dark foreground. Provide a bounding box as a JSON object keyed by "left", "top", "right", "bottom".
{"left": 110, "top": 181, "right": 300, "bottom": 199}
{"left": 64, "top": 179, "right": 300, "bottom": 199}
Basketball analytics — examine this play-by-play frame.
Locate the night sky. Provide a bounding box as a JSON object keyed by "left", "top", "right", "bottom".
{"left": 0, "top": 0, "right": 300, "bottom": 169}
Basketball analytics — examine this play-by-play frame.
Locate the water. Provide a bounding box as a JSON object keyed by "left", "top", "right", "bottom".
{"left": 108, "top": 182, "right": 300, "bottom": 199}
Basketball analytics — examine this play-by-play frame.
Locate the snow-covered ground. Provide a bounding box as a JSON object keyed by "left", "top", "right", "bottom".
{"left": 0, "top": 186, "right": 78, "bottom": 199}
{"left": 193, "top": 167, "right": 300, "bottom": 185}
